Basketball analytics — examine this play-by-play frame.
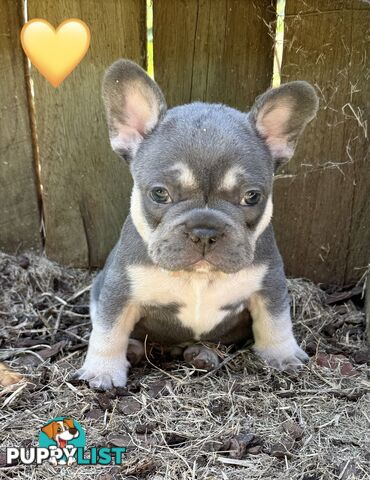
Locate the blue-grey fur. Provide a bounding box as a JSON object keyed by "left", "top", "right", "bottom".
{"left": 79, "top": 59, "right": 318, "bottom": 388}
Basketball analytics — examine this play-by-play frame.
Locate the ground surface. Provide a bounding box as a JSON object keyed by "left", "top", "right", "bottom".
{"left": 0, "top": 252, "right": 369, "bottom": 480}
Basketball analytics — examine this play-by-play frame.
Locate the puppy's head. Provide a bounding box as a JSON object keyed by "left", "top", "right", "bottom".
{"left": 103, "top": 60, "right": 318, "bottom": 273}
{"left": 41, "top": 419, "right": 79, "bottom": 443}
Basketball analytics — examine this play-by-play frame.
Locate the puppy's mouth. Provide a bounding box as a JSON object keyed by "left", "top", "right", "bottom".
{"left": 184, "top": 259, "right": 217, "bottom": 273}
{"left": 59, "top": 439, "right": 67, "bottom": 448}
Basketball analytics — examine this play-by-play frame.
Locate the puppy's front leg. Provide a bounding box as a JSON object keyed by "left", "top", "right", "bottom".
{"left": 76, "top": 304, "right": 140, "bottom": 389}
{"left": 248, "top": 292, "right": 308, "bottom": 370}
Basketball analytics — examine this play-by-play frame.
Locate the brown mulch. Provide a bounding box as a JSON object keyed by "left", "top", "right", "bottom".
{"left": 0, "top": 251, "right": 369, "bottom": 480}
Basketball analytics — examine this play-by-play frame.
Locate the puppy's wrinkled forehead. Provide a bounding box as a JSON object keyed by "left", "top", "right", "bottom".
{"left": 132, "top": 102, "right": 273, "bottom": 194}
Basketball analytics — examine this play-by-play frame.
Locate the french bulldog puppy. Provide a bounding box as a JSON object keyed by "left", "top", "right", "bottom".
{"left": 76, "top": 59, "right": 318, "bottom": 390}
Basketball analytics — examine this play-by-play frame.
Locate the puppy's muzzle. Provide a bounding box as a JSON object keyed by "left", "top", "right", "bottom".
{"left": 183, "top": 210, "right": 226, "bottom": 254}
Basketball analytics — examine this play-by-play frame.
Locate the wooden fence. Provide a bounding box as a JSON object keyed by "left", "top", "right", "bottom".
{"left": 0, "top": 0, "right": 369, "bottom": 285}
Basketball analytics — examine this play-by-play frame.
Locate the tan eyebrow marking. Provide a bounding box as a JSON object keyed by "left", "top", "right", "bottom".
{"left": 219, "top": 166, "right": 245, "bottom": 190}
{"left": 170, "top": 163, "right": 197, "bottom": 188}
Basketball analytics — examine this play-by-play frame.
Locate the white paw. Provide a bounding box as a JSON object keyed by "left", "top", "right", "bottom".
{"left": 254, "top": 338, "right": 309, "bottom": 371}
{"left": 75, "top": 355, "right": 130, "bottom": 390}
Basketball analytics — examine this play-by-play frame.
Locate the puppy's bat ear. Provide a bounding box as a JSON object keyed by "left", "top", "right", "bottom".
{"left": 102, "top": 59, "right": 167, "bottom": 162}
{"left": 250, "top": 81, "right": 318, "bottom": 169}
{"left": 41, "top": 422, "right": 56, "bottom": 439}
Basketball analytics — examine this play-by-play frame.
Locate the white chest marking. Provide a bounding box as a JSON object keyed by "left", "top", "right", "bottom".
{"left": 128, "top": 264, "right": 267, "bottom": 338}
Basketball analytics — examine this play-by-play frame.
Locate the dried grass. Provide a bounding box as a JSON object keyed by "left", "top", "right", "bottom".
{"left": 0, "top": 252, "right": 369, "bottom": 480}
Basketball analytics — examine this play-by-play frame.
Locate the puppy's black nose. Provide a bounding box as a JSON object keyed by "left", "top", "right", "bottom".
{"left": 69, "top": 427, "right": 77, "bottom": 435}
{"left": 187, "top": 227, "right": 221, "bottom": 251}
{"left": 184, "top": 210, "right": 225, "bottom": 252}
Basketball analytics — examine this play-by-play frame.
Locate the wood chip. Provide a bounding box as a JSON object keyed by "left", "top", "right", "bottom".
{"left": 85, "top": 408, "right": 104, "bottom": 420}
{"left": 107, "top": 432, "right": 132, "bottom": 448}
{"left": 0, "top": 362, "right": 23, "bottom": 387}
{"left": 247, "top": 445, "right": 263, "bottom": 455}
{"left": 229, "top": 433, "right": 255, "bottom": 459}
{"left": 353, "top": 349, "right": 370, "bottom": 365}
{"left": 270, "top": 441, "right": 293, "bottom": 459}
{"left": 117, "top": 397, "right": 141, "bottom": 415}
{"left": 147, "top": 380, "right": 168, "bottom": 398}
{"left": 96, "top": 393, "right": 113, "bottom": 411}
{"left": 165, "top": 433, "right": 187, "bottom": 447}
{"left": 315, "top": 353, "right": 358, "bottom": 377}
{"left": 283, "top": 420, "right": 304, "bottom": 440}
{"left": 135, "top": 422, "right": 156, "bottom": 434}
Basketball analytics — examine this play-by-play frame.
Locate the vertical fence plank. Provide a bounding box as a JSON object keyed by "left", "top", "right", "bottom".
{"left": 342, "top": 5, "right": 370, "bottom": 284}
{"left": 27, "top": 0, "right": 146, "bottom": 267}
{"left": 0, "top": 0, "right": 41, "bottom": 253}
{"left": 153, "top": 0, "right": 276, "bottom": 110}
{"left": 273, "top": 0, "right": 370, "bottom": 285}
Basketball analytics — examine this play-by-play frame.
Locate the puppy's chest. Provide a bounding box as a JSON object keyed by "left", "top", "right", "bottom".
{"left": 128, "top": 264, "right": 266, "bottom": 338}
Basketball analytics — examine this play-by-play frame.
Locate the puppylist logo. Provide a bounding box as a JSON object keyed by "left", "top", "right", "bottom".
{"left": 6, "top": 417, "right": 126, "bottom": 466}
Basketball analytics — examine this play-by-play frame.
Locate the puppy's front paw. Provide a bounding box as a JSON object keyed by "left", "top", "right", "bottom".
{"left": 74, "top": 355, "right": 130, "bottom": 390}
{"left": 254, "top": 338, "right": 308, "bottom": 371}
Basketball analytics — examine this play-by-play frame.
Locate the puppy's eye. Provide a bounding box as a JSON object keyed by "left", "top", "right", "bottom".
{"left": 240, "top": 190, "right": 261, "bottom": 206}
{"left": 149, "top": 187, "right": 172, "bottom": 204}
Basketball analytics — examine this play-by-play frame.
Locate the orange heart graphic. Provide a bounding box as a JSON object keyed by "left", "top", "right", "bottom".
{"left": 21, "top": 18, "right": 90, "bottom": 87}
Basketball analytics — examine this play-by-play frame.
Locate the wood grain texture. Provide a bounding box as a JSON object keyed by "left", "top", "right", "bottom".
{"left": 273, "top": 0, "right": 369, "bottom": 284}
{"left": 27, "top": 0, "right": 146, "bottom": 267}
{"left": 153, "top": 0, "right": 276, "bottom": 110}
{"left": 366, "top": 273, "right": 370, "bottom": 345}
{"left": 0, "top": 0, "right": 41, "bottom": 253}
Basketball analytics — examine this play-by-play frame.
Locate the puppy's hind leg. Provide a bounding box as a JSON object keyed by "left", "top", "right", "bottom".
{"left": 127, "top": 339, "right": 145, "bottom": 366}
{"left": 183, "top": 345, "right": 220, "bottom": 371}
